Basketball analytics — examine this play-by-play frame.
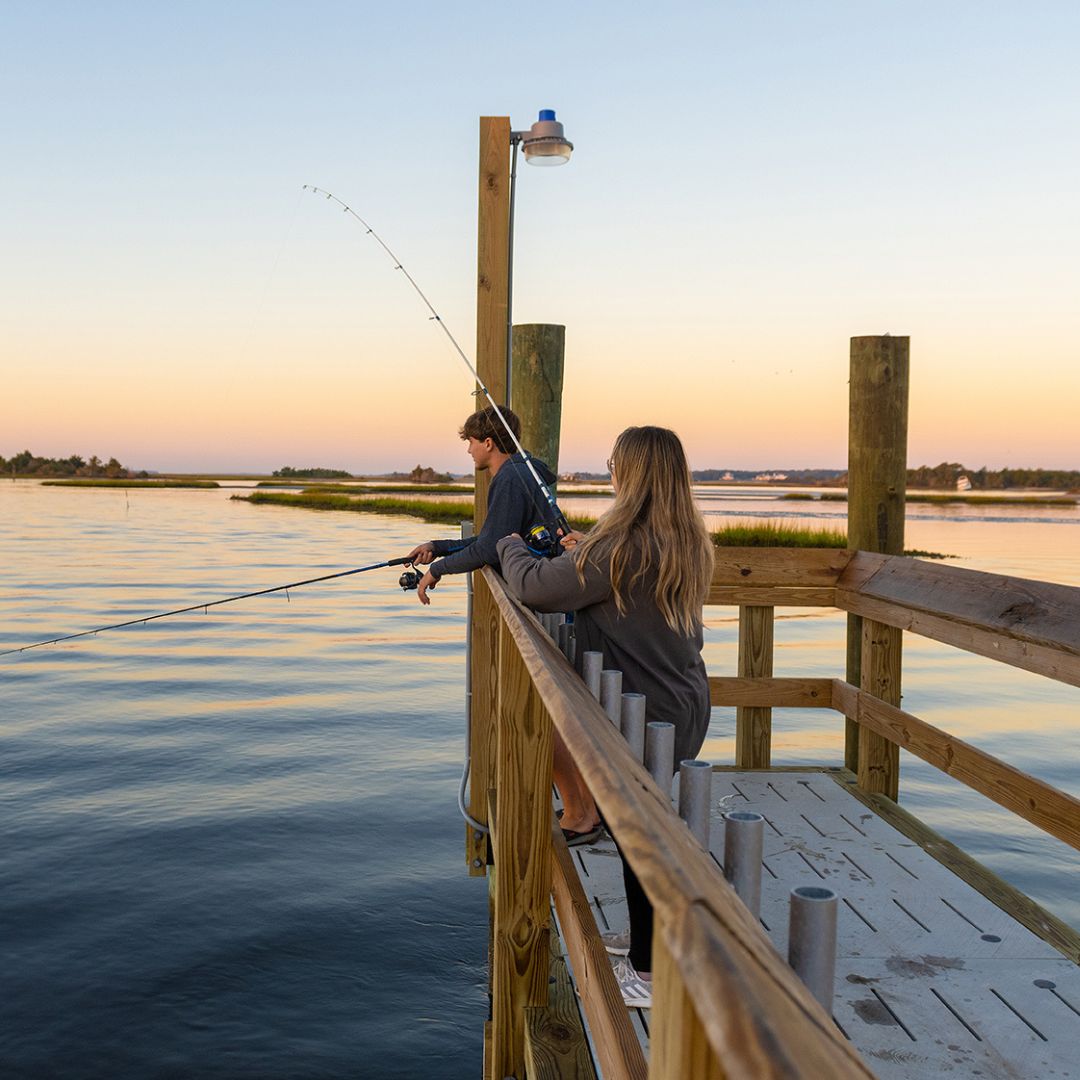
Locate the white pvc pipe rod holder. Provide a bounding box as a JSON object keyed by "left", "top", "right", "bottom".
{"left": 788, "top": 885, "right": 838, "bottom": 1013}
{"left": 620, "top": 693, "right": 646, "bottom": 762}
{"left": 600, "top": 670, "right": 623, "bottom": 725}
{"left": 581, "top": 651, "right": 603, "bottom": 699}
{"left": 557, "top": 621, "right": 572, "bottom": 659}
{"left": 678, "top": 760, "right": 712, "bottom": 848}
{"left": 644, "top": 721, "right": 675, "bottom": 794}
{"left": 723, "top": 811, "right": 764, "bottom": 919}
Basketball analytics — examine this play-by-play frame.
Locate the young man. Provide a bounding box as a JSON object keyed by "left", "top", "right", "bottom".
{"left": 405, "top": 406, "right": 557, "bottom": 605}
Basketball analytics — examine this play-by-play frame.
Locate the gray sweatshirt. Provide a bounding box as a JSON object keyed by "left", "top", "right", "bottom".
{"left": 429, "top": 455, "right": 558, "bottom": 578}
{"left": 496, "top": 534, "right": 710, "bottom": 763}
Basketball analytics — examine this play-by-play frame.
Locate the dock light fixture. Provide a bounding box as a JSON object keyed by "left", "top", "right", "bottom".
{"left": 515, "top": 108, "right": 574, "bottom": 166}
{"left": 505, "top": 109, "right": 574, "bottom": 399}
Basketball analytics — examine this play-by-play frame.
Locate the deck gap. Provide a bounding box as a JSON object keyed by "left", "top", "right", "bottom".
{"left": 797, "top": 851, "right": 827, "bottom": 880}
{"left": 870, "top": 988, "right": 917, "bottom": 1041}
{"left": 929, "top": 988, "right": 983, "bottom": 1042}
{"left": 833, "top": 1017, "right": 851, "bottom": 1041}
{"left": 839, "top": 812, "right": 868, "bottom": 837}
{"left": 575, "top": 850, "right": 590, "bottom": 878}
{"left": 761, "top": 858, "right": 778, "bottom": 880}
{"left": 594, "top": 895, "right": 611, "bottom": 930}
{"left": 990, "top": 988, "right": 1048, "bottom": 1041}
{"left": 884, "top": 851, "right": 919, "bottom": 879}
{"left": 1049, "top": 986, "right": 1080, "bottom": 1018}
{"left": 841, "top": 851, "right": 873, "bottom": 880}
{"left": 891, "top": 898, "right": 932, "bottom": 932}
{"left": 800, "top": 813, "right": 829, "bottom": 838}
{"left": 940, "top": 897, "right": 983, "bottom": 932}
{"left": 798, "top": 780, "right": 828, "bottom": 803}
{"left": 729, "top": 781, "right": 749, "bottom": 801}
{"left": 761, "top": 814, "right": 783, "bottom": 837}
{"left": 766, "top": 781, "right": 789, "bottom": 802}
{"left": 842, "top": 897, "right": 877, "bottom": 932}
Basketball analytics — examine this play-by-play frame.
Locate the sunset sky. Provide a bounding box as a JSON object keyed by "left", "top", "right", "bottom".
{"left": 3, "top": 3, "right": 1078, "bottom": 474}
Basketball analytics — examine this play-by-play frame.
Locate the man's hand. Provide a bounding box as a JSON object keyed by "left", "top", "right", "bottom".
{"left": 560, "top": 530, "right": 587, "bottom": 550}
{"left": 405, "top": 542, "right": 436, "bottom": 566}
{"left": 417, "top": 570, "right": 439, "bottom": 605}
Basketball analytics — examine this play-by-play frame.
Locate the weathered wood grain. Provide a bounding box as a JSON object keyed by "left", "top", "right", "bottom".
{"left": 711, "top": 548, "right": 853, "bottom": 588}
{"left": 490, "top": 622, "right": 554, "bottom": 1080}
{"left": 467, "top": 573, "right": 499, "bottom": 875}
{"left": 649, "top": 915, "right": 725, "bottom": 1080}
{"left": 832, "top": 679, "right": 1080, "bottom": 853}
{"left": 524, "top": 930, "right": 598, "bottom": 1080}
{"left": 736, "top": 606, "right": 774, "bottom": 769}
{"left": 856, "top": 619, "right": 901, "bottom": 800}
{"left": 550, "top": 818, "right": 647, "bottom": 1080}
{"left": 836, "top": 551, "right": 1080, "bottom": 688}
{"left": 483, "top": 569, "right": 873, "bottom": 1078}
{"left": 709, "top": 677, "right": 834, "bottom": 708}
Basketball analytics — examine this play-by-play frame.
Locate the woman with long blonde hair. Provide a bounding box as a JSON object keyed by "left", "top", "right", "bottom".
{"left": 497, "top": 425, "right": 714, "bottom": 1008}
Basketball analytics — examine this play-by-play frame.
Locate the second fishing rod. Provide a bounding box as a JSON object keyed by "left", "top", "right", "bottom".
{"left": 303, "top": 185, "right": 571, "bottom": 558}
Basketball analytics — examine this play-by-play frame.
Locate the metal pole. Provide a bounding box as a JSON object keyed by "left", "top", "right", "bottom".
{"left": 600, "top": 670, "right": 623, "bottom": 725}
{"left": 644, "top": 721, "right": 675, "bottom": 795}
{"left": 620, "top": 693, "right": 646, "bottom": 762}
{"left": 788, "top": 886, "right": 838, "bottom": 1013}
{"left": 557, "top": 621, "right": 572, "bottom": 659}
{"left": 581, "top": 650, "right": 603, "bottom": 700}
{"left": 678, "top": 760, "right": 712, "bottom": 849}
{"left": 723, "top": 811, "right": 764, "bottom": 919}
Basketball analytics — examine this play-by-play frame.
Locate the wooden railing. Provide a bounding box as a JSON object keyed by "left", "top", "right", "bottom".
{"left": 474, "top": 546, "right": 1080, "bottom": 1078}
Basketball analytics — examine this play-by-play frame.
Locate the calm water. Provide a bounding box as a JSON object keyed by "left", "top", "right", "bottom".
{"left": 2, "top": 481, "right": 1079, "bottom": 1078}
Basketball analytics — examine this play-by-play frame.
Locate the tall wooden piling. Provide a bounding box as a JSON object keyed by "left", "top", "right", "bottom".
{"left": 846, "top": 334, "right": 909, "bottom": 798}
{"left": 468, "top": 116, "right": 511, "bottom": 874}
{"left": 511, "top": 323, "right": 566, "bottom": 478}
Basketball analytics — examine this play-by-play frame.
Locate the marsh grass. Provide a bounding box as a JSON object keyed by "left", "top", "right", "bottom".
{"left": 711, "top": 521, "right": 847, "bottom": 548}
{"left": 43, "top": 479, "right": 220, "bottom": 489}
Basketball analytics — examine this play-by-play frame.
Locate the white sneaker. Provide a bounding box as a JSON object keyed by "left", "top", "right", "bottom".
{"left": 611, "top": 956, "right": 652, "bottom": 1008}
{"left": 600, "top": 929, "right": 630, "bottom": 956}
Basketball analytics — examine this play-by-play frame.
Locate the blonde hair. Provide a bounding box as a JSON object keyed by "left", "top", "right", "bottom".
{"left": 574, "top": 426, "right": 714, "bottom": 635}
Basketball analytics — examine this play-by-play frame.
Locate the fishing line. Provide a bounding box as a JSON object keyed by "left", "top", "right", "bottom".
{"left": 0, "top": 557, "right": 414, "bottom": 658}
{"left": 302, "top": 185, "right": 571, "bottom": 545}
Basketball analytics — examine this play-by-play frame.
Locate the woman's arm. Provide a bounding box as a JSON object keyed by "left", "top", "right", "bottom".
{"left": 497, "top": 536, "right": 611, "bottom": 612}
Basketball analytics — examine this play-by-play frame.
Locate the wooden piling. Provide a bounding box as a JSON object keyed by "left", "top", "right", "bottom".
{"left": 511, "top": 323, "right": 566, "bottom": 479}
{"left": 736, "top": 606, "right": 774, "bottom": 768}
{"left": 467, "top": 116, "right": 512, "bottom": 873}
{"left": 846, "top": 334, "right": 909, "bottom": 797}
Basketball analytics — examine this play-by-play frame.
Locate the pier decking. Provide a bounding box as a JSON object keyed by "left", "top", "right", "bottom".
{"left": 567, "top": 767, "right": 1079, "bottom": 1079}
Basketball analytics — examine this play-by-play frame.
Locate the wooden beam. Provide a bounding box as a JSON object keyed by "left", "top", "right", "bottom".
{"left": 475, "top": 115, "right": 511, "bottom": 531}
{"left": 511, "top": 323, "right": 565, "bottom": 479}
{"left": 483, "top": 569, "right": 873, "bottom": 1078}
{"left": 707, "top": 585, "right": 836, "bottom": 607}
{"left": 648, "top": 914, "right": 725, "bottom": 1080}
{"left": 550, "top": 818, "right": 647, "bottom": 1080}
{"left": 490, "top": 621, "right": 553, "bottom": 1080}
{"left": 837, "top": 551, "right": 1080, "bottom": 689}
{"left": 846, "top": 334, "right": 909, "bottom": 772}
{"left": 524, "top": 930, "right": 598, "bottom": 1080}
{"left": 856, "top": 618, "right": 901, "bottom": 799}
{"left": 736, "top": 606, "right": 774, "bottom": 769}
{"left": 709, "top": 677, "right": 833, "bottom": 709}
{"left": 467, "top": 573, "right": 499, "bottom": 874}
{"left": 831, "top": 679, "right": 1080, "bottom": 853}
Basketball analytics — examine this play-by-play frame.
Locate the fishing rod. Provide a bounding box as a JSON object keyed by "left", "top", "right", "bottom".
{"left": 303, "top": 185, "right": 571, "bottom": 554}
{"left": 0, "top": 557, "right": 423, "bottom": 659}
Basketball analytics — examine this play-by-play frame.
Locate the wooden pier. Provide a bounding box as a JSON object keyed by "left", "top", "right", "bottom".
{"left": 463, "top": 115, "right": 1079, "bottom": 1078}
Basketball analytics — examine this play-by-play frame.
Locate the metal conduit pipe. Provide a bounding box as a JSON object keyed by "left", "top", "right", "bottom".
{"left": 600, "top": 670, "right": 623, "bottom": 725}
{"left": 581, "top": 650, "right": 603, "bottom": 699}
{"left": 678, "top": 760, "right": 712, "bottom": 849}
{"left": 644, "top": 721, "right": 675, "bottom": 796}
{"left": 723, "top": 811, "right": 764, "bottom": 919}
{"left": 788, "top": 886, "right": 838, "bottom": 1012}
{"left": 620, "top": 693, "right": 646, "bottom": 762}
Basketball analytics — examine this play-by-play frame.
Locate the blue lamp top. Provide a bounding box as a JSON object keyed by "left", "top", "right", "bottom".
{"left": 538, "top": 109, "right": 556, "bottom": 121}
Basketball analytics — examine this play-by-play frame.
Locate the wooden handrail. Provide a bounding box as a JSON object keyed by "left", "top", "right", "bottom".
{"left": 481, "top": 568, "right": 874, "bottom": 1079}
{"left": 708, "top": 547, "right": 851, "bottom": 607}
{"left": 836, "top": 551, "right": 1080, "bottom": 688}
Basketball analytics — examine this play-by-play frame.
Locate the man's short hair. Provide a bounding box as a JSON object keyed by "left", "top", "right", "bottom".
{"left": 459, "top": 406, "right": 521, "bottom": 454}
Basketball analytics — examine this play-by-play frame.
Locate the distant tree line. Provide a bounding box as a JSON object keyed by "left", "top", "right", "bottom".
{"left": 904, "top": 463, "right": 1080, "bottom": 491}
{"left": 2, "top": 450, "right": 145, "bottom": 478}
{"left": 272, "top": 466, "right": 353, "bottom": 479}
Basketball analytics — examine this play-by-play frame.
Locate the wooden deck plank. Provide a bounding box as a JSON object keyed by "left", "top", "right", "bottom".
{"left": 567, "top": 769, "right": 1080, "bottom": 1079}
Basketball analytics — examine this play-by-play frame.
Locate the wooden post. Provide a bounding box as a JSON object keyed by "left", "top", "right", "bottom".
{"left": 846, "top": 334, "right": 909, "bottom": 798}
{"left": 649, "top": 914, "right": 725, "bottom": 1080}
{"left": 467, "top": 116, "right": 511, "bottom": 873}
{"left": 490, "top": 619, "right": 554, "bottom": 1080}
{"left": 736, "top": 606, "right": 774, "bottom": 768}
{"left": 474, "top": 115, "right": 511, "bottom": 531}
{"left": 511, "top": 323, "right": 566, "bottom": 479}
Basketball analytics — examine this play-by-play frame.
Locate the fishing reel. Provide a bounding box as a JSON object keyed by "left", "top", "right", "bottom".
{"left": 526, "top": 523, "right": 559, "bottom": 558}
{"left": 399, "top": 567, "right": 424, "bottom": 591}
